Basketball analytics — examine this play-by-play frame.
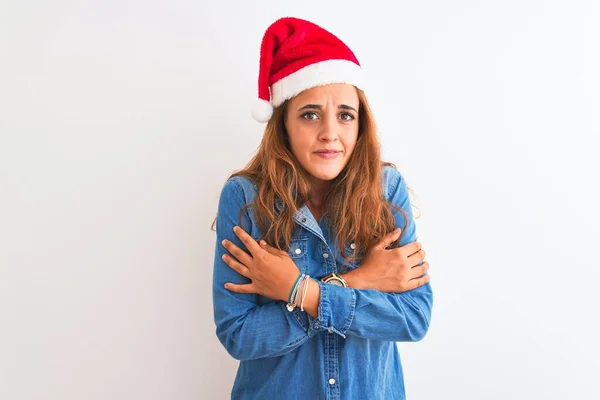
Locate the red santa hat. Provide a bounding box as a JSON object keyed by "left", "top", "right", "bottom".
{"left": 251, "top": 17, "right": 367, "bottom": 122}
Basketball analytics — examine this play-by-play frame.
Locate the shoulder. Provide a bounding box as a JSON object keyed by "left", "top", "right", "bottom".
{"left": 218, "top": 174, "right": 259, "bottom": 206}
{"left": 381, "top": 164, "right": 407, "bottom": 200}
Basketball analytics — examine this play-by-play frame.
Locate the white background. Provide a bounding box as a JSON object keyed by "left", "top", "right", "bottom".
{"left": 1, "top": 1, "right": 599, "bottom": 399}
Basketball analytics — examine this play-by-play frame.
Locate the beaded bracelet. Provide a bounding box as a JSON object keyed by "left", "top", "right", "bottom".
{"left": 287, "top": 273, "right": 304, "bottom": 312}
{"left": 290, "top": 275, "right": 307, "bottom": 310}
{"left": 287, "top": 274, "right": 311, "bottom": 312}
{"left": 300, "top": 274, "right": 311, "bottom": 312}
{"left": 287, "top": 273, "right": 303, "bottom": 304}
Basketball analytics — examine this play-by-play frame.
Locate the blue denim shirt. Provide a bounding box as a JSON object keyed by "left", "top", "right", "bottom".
{"left": 212, "top": 165, "right": 433, "bottom": 400}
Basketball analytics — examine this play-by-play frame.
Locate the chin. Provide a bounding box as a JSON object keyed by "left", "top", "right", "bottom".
{"left": 307, "top": 166, "right": 344, "bottom": 182}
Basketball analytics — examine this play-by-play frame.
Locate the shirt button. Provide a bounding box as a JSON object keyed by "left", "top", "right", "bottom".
{"left": 301, "top": 217, "right": 307, "bottom": 223}
{"left": 327, "top": 329, "right": 333, "bottom": 334}
{"left": 329, "top": 378, "right": 336, "bottom": 385}
{"left": 350, "top": 243, "right": 356, "bottom": 250}
{"left": 323, "top": 253, "right": 329, "bottom": 259}
{"left": 294, "top": 248, "right": 302, "bottom": 255}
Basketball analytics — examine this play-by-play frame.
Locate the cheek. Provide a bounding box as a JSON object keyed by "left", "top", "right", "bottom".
{"left": 343, "top": 133, "right": 359, "bottom": 154}
{"left": 293, "top": 140, "right": 313, "bottom": 161}
{"left": 287, "top": 128, "right": 313, "bottom": 158}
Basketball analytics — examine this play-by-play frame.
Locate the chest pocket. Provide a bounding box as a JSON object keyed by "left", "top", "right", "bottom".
{"left": 287, "top": 236, "right": 309, "bottom": 274}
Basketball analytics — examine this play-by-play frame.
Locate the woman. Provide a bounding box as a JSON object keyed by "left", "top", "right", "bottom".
{"left": 212, "top": 17, "right": 433, "bottom": 399}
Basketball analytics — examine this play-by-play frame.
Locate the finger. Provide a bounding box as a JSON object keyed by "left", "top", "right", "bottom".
{"left": 409, "top": 249, "right": 426, "bottom": 266}
{"left": 408, "top": 273, "right": 431, "bottom": 290}
{"left": 222, "top": 239, "right": 253, "bottom": 267}
{"left": 400, "top": 241, "right": 422, "bottom": 257}
{"left": 259, "top": 239, "right": 288, "bottom": 257}
{"left": 224, "top": 282, "right": 258, "bottom": 294}
{"left": 410, "top": 261, "right": 429, "bottom": 279}
{"left": 389, "top": 240, "right": 420, "bottom": 259}
{"left": 233, "top": 226, "right": 263, "bottom": 256}
{"left": 376, "top": 228, "right": 402, "bottom": 250}
{"left": 221, "top": 253, "right": 252, "bottom": 278}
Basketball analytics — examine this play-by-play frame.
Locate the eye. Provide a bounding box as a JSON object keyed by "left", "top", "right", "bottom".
{"left": 340, "top": 112, "right": 355, "bottom": 121}
{"left": 301, "top": 111, "right": 319, "bottom": 120}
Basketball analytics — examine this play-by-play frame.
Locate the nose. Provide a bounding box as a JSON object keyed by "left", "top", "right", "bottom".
{"left": 318, "top": 112, "right": 340, "bottom": 143}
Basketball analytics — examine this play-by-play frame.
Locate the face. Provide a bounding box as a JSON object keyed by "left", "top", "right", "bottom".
{"left": 284, "top": 83, "right": 360, "bottom": 187}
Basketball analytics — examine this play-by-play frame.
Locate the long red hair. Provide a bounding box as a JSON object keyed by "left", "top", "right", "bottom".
{"left": 212, "top": 89, "right": 414, "bottom": 263}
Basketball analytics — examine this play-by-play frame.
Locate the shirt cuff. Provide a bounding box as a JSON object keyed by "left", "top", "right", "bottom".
{"left": 310, "top": 281, "right": 356, "bottom": 338}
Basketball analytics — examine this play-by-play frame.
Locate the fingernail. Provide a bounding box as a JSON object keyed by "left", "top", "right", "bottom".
{"left": 221, "top": 239, "right": 227, "bottom": 246}
{"left": 260, "top": 240, "right": 267, "bottom": 246}
{"left": 232, "top": 226, "right": 238, "bottom": 232}
{"left": 224, "top": 283, "right": 229, "bottom": 288}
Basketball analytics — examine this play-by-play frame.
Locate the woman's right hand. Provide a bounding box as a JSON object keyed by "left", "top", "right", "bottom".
{"left": 342, "top": 228, "right": 430, "bottom": 293}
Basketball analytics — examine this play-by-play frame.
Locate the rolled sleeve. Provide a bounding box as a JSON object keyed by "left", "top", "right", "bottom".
{"left": 309, "top": 281, "right": 356, "bottom": 338}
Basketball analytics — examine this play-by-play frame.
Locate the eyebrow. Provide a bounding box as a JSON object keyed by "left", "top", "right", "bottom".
{"left": 297, "top": 104, "right": 358, "bottom": 113}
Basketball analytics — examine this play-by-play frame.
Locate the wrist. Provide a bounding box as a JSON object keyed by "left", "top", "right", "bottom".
{"left": 341, "top": 269, "right": 365, "bottom": 289}
{"left": 284, "top": 274, "right": 320, "bottom": 318}
{"left": 302, "top": 278, "right": 320, "bottom": 318}
{"left": 284, "top": 272, "right": 303, "bottom": 303}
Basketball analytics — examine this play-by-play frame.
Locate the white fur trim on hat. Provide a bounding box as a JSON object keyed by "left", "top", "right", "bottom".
{"left": 270, "top": 59, "right": 366, "bottom": 107}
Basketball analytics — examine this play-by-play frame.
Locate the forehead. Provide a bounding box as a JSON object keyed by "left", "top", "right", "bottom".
{"left": 289, "top": 83, "right": 359, "bottom": 106}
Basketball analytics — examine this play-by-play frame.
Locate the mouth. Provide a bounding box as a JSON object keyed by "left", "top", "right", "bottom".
{"left": 314, "top": 150, "right": 342, "bottom": 154}
{"left": 314, "top": 150, "right": 342, "bottom": 159}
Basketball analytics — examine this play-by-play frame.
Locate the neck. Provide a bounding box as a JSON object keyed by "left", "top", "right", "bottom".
{"left": 309, "top": 191, "right": 326, "bottom": 209}
{"left": 307, "top": 198, "right": 323, "bottom": 209}
{"left": 306, "top": 197, "right": 324, "bottom": 222}
{"left": 309, "top": 178, "right": 330, "bottom": 206}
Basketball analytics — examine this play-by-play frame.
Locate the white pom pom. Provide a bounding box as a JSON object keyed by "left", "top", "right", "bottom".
{"left": 251, "top": 98, "right": 274, "bottom": 122}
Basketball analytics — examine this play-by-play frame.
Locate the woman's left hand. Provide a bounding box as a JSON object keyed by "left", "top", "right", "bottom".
{"left": 221, "top": 226, "right": 301, "bottom": 302}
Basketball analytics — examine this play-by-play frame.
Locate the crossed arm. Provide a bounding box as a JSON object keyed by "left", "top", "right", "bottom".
{"left": 212, "top": 175, "right": 433, "bottom": 361}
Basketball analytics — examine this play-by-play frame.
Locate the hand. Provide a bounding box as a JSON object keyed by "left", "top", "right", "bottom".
{"left": 221, "top": 226, "right": 301, "bottom": 302}
{"left": 343, "top": 228, "right": 430, "bottom": 292}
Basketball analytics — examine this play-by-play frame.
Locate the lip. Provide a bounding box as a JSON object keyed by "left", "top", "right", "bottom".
{"left": 314, "top": 150, "right": 341, "bottom": 159}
